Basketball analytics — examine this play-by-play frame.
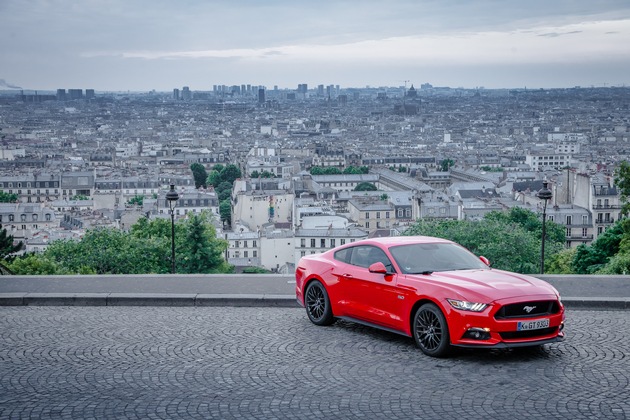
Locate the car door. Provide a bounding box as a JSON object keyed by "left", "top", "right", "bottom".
{"left": 334, "top": 245, "right": 406, "bottom": 330}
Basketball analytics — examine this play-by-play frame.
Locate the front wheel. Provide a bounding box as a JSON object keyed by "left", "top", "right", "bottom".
{"left": 413, "top": 303, "right": 451, "bottom": 357}
{"left": 305, "top": 280, "right": 335, "bottom": 326}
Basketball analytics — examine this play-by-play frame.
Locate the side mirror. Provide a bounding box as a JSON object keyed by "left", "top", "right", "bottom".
{"left": 479, "top": 256, "right": 491, "bottom": 266}
{"left": 368, "top": 261, "right": 388, "bottom": 274}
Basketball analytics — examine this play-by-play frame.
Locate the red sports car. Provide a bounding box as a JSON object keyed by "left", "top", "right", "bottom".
{"left": 295, "top": 236, "right": 565, "bottom": 357}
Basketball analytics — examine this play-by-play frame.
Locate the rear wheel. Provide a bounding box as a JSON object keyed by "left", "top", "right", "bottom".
{"left": 413, "top": 303, "right": 451, "bottom": 357}
{"left": 305, "top": 280, "right": 335, "bottom": 326}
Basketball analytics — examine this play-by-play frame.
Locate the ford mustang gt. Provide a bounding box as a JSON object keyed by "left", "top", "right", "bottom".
{"left": 295, "top": 236, "right": 565, "bottom": 357}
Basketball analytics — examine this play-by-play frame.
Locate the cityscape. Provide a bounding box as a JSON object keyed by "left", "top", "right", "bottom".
{"left": 0, "top": 83, "right": 628, "bottom": 273}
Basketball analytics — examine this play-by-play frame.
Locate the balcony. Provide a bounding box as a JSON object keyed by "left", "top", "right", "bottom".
{"left": 566, "top": 234, "right": 593, "bottom": 241}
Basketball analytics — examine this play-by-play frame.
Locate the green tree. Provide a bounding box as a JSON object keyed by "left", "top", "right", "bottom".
{"left": 439, "top": 159, "right": 455, "bottom": 172}
{"left": 221, "top": 164, "right": 242, "bottom": 184}
{"left": 354, "top": 182, "right": 377, "bottom": 191}
{"left": 614, "top": 160, "right": 630, "bottom": 215}
{"left": 220, "top": 200, "right": 232, "bottom": 226}
{"left": 398, "top": 166, "right": 407, "bottom": 173}
{"left": 0, "top": 191, "right": 18, "bottom": 202}
{"left": 207, "top": 170, "right": 222, "bottom": 188}
{"left": 546, "top": 248, "right": 577, "bottom": 274}
{"left": 344, "top": 166, "right": 365, "bottom": 174}
{"left": 572, "top": 220, "right": 625, "bottom": 274}
{"left": 6, "top": 253, "right": 65, "bottom": 275}
{"left": 0, "top": 224, "right": 24, "bottom": 259}
{"left": 127, "top": 195, "right": 144, "bottom": 206}
{"left": 190, "top": 163, "right": 208, "bottom": 189}
{"left": 178, "top": 214, "right": 229, "bottom": 273}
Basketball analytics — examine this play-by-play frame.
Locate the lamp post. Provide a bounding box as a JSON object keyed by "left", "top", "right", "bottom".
{"left": 166, "top": 184, "right": 179, "bottom": 274}
{"left": 537, "top": 181, "right": 553, "bottom": 274}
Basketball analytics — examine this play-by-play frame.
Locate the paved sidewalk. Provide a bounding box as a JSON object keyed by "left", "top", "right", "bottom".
{"left": 1, "top": 274, "right": 629, "bottom": 309}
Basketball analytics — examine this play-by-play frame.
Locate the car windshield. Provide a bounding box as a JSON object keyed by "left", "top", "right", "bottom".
{"left": 389, "top": 242, "right": 488, "bottom": 274}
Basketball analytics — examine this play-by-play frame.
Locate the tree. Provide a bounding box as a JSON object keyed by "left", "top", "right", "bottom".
{"left": 178, "top": 214, "right": 229, "bottom": 273}
{"left": 207, "top": 170, "right": 222, "bottom": 188}
{"left": 7, "top": 254, "right": 66, "bottom": 275}
{"left": 127, "top": 195, "right": 144, "bottom": 206}
{"left": 0, "top": 191, "right": 18, "bottom": 202}
{"left": 614, "top": 160, "right": 630, "bottom": 215}
{"left": 545, "top": 248, "right": 577, "bottom": 274}
{"left": 439, "top": 159, "right": 455, "bottom": 172}
{"left": 0, "top": 224, "right": 24, "bottom": 260}
{"left": 221, "top": 164, "right": 242, "bottom": 185}
{"left": 190, "top": 163, "right": 208, "bottom": 189}
{"left": 572, "top": 220, "right": 625, "bottom": 274}
{"left": 354, "top": 182, "right": 377, "bottom": 191}
{"left": 220, "top": 200, "right": 232, "bottom": 226}
{"left": 343, "top": 166, "right": 368, "bottom": 175}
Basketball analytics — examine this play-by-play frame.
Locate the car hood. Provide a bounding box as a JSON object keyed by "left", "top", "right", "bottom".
{"left": 404, "top": 268, "right": 559, "bottom": 303}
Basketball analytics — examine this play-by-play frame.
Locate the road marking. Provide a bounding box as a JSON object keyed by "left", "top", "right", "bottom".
{"left": 287, "top": 280, "right": 296, "bottom": 284}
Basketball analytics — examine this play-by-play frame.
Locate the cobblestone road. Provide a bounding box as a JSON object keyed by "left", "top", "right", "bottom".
{"left": 1, "top": 307, "right": 628, "bottom": 419}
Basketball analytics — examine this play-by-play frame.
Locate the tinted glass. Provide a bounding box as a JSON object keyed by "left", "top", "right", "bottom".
{"left": 389, "top": 242, "right": 487, "bottom": 274}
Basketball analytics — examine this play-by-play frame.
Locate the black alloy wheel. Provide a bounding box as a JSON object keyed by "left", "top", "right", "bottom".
{"left": 305, "top": 280, "right": 335, "bottom": 326}
{"left": 413, "top": 303, "right": 451, "bottom": 357}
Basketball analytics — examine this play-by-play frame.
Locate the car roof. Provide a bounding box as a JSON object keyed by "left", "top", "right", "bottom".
{"left": 346, "top": 236, "right": 454, "bottom": 248}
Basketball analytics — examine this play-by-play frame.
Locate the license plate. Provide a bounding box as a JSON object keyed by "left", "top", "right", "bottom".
{"left": 517, "top": 318, "right": 549, "bottom": 331}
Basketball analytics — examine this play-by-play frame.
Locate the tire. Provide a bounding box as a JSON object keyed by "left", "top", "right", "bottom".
{"left": 413, "top": 303, "right": 451, "bottom": 357}
{"left": 305, "top": 280, "right": 335, "bottom": 326}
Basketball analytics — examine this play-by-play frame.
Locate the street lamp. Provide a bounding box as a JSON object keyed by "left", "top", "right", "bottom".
{"left": 166, "top": 184, "right": 179, "bottom": 274}
{"left": 537, "top": 180, "right": 553, "bottom": 274}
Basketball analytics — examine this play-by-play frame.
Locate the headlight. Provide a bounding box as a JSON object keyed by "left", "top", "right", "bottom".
{"left": 447, "top": 299, "right": 488, "bottom": 312}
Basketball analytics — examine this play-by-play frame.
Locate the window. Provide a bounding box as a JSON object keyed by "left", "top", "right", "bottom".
{"left": 9, "top": 215, "right": 14, "bottom": 222}
{"left": 340, "top": 239, "right": 346, "bottom": 245}
{"left": 244, "top": 251, "right": 248, "bottom": 258}
{"left": 582, "top": 215, "right": 588, "bottom": 225}
{"left": 310, "top": 238, "right": 316, "bottom": 247}
{"left": 20, "top": 214, "right": 26, "bottom": 222}
{"left": 320, "top": 239, "right": 326, "bottom": 248}
{"left": 235, "top": 241, "right": 240, "bottom": 248}
{"left": 330, "top": 239, "right": 336, "bottom": 248}
{"left": 365, "top": 212, "right": 370, "bottom": 219}
{"left": 386, "top": 212, "right": 390, "bottom": 218}
{"left": 253, "top": 251, "right": 257, "bottom": 257}
{"left": 582, "top": 228, "right": 588, "bottom": 237}
{"left": 566, "top": 228, "right": 571, "bottom": 237}
{"left": 376, "top": 212, "right": 381, "bottom": 219}
{"left": 253, "top": 240, "right": 257, "bottom": 248}
{"left": 32, "top": 214, "right": 38, "bottom": 221}
{"left": 366, "top": 221, "right": 370, "bottom": 229}
{"left": 566, "top": 215, "right": 572, "bottom": 225}
{"left": 301, "top": 251, "right": 306, "bottom": 257}
{"left": 301, "top": 238, "right": 306, "bottom": 248}
{"left": 398, "top": 209, "right": 403, "bottom": 217}
{"left": 243, "top": 241, "right": 248, "bottom": 248}
{"left": 405, "top": 209, "right": 411, "bottom": 217}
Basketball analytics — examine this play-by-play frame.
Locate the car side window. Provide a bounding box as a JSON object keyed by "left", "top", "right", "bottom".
{"left": 334, "top": 248, "right": 352, "bottom": 264}
{"left": 347, "top": 245, "right": 394, "bottom": 272}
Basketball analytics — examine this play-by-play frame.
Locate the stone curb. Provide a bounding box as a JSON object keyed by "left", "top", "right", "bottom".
{"left": 0, "top": 293, "right": 627, "bottom": 310}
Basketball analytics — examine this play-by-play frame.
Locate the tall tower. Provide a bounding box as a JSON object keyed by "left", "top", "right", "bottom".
{"left": 258, "top": 88, "right": 265, "bottom": 104}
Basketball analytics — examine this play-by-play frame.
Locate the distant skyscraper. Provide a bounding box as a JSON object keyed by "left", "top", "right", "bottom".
{"left": 317, "top": 84, "right": 324, "bottom": 96}
{"left": 68, "top": 89, "right": 83, "bottom": 100}
{"left": 182, "top": 86, "right": 191, "bottom": 100}
{"left": 85, "top": 89, "right": 95, "bottom": 99}
{"left": 56, "top": 89, "right": 66, "bottom": 101}
{"left": 173, "top": 88, "right": 180, "bottom": 100}
{"left": 258, "top": 88, "right": 265, "bottom": 104}
{"left": 297, "top": 84, "right": 308, "bottom": 93}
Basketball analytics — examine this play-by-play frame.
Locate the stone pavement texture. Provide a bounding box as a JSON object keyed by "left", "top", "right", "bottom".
{"left": 1, "top": 306, "right": 628, "bottom": 419}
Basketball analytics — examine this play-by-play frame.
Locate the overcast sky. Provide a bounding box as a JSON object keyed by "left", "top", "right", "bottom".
{"left": 1, "top": 0, "right": 629, "bottom": 91}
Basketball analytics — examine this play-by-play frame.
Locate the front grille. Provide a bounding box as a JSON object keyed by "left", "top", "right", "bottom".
{"left": 499, "top": 327, "right": 557, "bottom": 340}
{"left": 494, "top": 300, "right": 560, "bottom": 319}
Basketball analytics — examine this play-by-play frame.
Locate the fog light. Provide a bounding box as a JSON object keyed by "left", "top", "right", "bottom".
{"left": 559, "top": 322, "right": 565, "bottom": 332}
{"left": 463, "top": 327, "right": 491, "bottom": 340}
